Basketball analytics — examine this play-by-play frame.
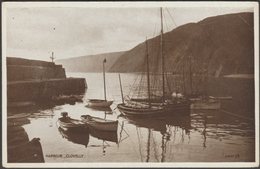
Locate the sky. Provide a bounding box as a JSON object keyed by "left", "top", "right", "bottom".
{"left": 4, "top": 2, "right": 255, "bottom": 61}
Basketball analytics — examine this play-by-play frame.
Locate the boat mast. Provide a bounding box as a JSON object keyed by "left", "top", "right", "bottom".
{"left": 118, "top": 74, "right": 124, "bottom": 104}
{"left": 146, "top": 38, "right": 151, "bottom": 108}
{"left": 103, "top": 58, "right": 107, "bottom": 101}
{"left": 160, "top": 7, "right": 165, "bottom": 102}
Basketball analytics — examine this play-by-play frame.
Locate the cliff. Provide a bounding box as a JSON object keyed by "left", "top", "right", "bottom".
{"left": 109, "top": 12, "right": 254, "bottom": 76}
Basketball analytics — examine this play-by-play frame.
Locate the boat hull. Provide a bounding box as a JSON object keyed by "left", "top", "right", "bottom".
{"left": 81, "top": 115, "right": 118, "bottom": 132}
{"left": 86, "top": 121, "right": 118, "bottom": 131}
{"left": 191, "top": 102, "right": 221, "bottom": 110}
{"left": 86, "top": 99, "right": 113, "bottom": 108}
{"left": 58, "top": 117, "right": 86, "bottom": 131}
{"left": 190, "top": 101, "right": 221, "bottom": 110}
{"left": 117, "top": 101, "right": 190, "bottom": 117}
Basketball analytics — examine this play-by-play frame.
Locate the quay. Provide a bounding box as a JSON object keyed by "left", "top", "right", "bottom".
{"left": 7, "top": 57, "right": 87, "bottom": 103}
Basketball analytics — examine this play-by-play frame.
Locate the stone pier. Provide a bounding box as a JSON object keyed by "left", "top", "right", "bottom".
{"left": 7, "top": 57, "right": 87, "bottom": 102}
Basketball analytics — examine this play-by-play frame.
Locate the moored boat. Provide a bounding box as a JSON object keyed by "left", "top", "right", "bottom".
{"left": 190, "top": 98, "right": 221, "bottom": 110}
{"left": 86, "top": 99, "right": 113, "bottom": 108}
{"left": 117, "top": 8, "right": 190, "bottom": 117}
{"left": 118, "top": 99, "right": 190, "bottom": 117}
{"left": 85, "top": 58, "right": 113, "bottom": 108}
{"left": 81, "top": 115, "right": 118, "bottom": 131}
{"left": 58, "top": 112, "right": 86, "bottom": 130}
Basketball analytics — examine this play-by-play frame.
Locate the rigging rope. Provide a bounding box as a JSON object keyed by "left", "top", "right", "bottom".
{"left": 238, "top": 14, "right": 253, "bottom": 33}
{"left": 166, "top": 8, "right": 178, "bottom": 28}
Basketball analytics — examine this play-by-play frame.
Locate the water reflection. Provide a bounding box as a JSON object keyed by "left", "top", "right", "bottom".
{"left": 58, "top": 127, "right": 89, "bottom": 147}
{"left": 121, "top": 114, "right": 191, "bottom": 134}
{"left": 7, "top": 105, "right": 62, "bottom": 163}
{"left": 191, "top": 109, "right": 255, "bottom": 142}
{"left": 6, "top": 73, "right": 255, "bottom": 162}
{"left": 119, "top": 113, "right": 192, "bottom": 162}
{"left": 86, "top": 124, "right": 120, "bottom": 157}
{"left": 89, "top": 128, "right": 118, "bottom": 143}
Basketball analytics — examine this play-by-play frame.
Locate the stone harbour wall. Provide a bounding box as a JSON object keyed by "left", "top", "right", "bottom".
{"left": 7, "top": 57, "right": 66, "bottom": 81}
{"left": 7, "top": 57, "right": 87, "bottom": 102}
{"left": 8, "top": 78, "right": 86, "bottom": 102}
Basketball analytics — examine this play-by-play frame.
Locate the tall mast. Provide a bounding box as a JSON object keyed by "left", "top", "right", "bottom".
{"left": 118, "top": 74, "right": 124, "bottom": 104}
{"left": 146, "top": 38, "right": 151, "bottom": 108}
{"left": 103, "top": 58, "right": 107, "bottom": 101}
{"left": 160, "top": 7, "right": 165, "bottom": 102}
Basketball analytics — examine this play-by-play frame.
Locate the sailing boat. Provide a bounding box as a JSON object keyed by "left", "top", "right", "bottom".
{"left": 86, "top": 58, "right": 113, "bottom": 108}
{"left": 117, "top": 8, "right": 190, "bottom": 117}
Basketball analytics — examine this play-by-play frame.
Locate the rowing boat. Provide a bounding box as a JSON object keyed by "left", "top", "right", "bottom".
{"left": 58, "top": 112, "right": 85, "bottom": 130}
{"left": 81, "top": 115, "right": 118, "bottom": 132}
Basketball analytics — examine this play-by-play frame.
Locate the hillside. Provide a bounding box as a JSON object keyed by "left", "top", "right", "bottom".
{"left": 109, "top": 12, "right": 254, "bottom": 76}
{"left": 56, "top": 51, "right": 124, "bottom": 72}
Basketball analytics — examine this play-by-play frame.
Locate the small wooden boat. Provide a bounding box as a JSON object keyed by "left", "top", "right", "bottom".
{"left": 85, "top": 105, "right": 113, "bottom": 113}
{"left": 86, "top": 99, "right": 113, "bottom": 108}
{"left": 58, "top": 112, "right": 85, "bottom": 130}
{"left": 81, "top": 115, "right": 118, "bottom": 132}
{"left": 190, "top": 98, "right": 221, "bottom": 110}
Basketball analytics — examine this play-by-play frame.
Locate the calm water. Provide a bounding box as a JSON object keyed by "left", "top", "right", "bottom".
{"left": 8, "top": 73, "right": 255, "bottom": 162}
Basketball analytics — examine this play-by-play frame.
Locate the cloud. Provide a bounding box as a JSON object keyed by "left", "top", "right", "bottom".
{"left": 5, "top": 6, "right": 253, "bottom": 61}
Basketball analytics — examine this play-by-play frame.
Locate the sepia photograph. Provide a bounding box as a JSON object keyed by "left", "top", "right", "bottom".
{"left": 1, "top": 1, "right": 259, "bottom": 168}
